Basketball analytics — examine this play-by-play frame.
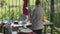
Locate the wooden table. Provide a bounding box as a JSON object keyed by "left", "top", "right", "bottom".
{"left": 11, "top": 20, "right": 54, "bottom": 34}
{"left": 44, "top": 22, "right": 53, "bottom": 34}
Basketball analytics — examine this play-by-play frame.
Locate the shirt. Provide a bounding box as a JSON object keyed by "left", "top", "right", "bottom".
{"left": 31, "top": 5, "right": 44, "bottom": 30}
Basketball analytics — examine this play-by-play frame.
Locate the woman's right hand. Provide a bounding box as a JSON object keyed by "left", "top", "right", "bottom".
{"left": 30, "top": 18, "right": 33, "bottom": 23}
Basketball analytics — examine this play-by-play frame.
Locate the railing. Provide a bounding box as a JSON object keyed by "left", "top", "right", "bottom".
{"left": 53, "top": 26, "right": 60, "bottom": 34}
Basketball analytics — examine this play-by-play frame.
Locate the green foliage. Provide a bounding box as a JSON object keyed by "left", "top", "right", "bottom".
{"left": 0, "top": 0, "right": 23, "bottom": 20}
{"left": 53, "top": 0, "right": 60, "bottom": 27}
{"left": 0, "top": 0, "right": 60, "bottom": 27}
{"left": 39, "top": 0, "right": 60, "bottom": 27}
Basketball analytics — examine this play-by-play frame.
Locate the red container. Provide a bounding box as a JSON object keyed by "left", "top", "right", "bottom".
{"left": 18, "top": 32, "right": 34, "bottom": 34}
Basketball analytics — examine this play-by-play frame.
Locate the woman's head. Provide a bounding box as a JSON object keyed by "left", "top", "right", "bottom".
{"left": 35, "top": 0, "right": 40, "bottom": 5}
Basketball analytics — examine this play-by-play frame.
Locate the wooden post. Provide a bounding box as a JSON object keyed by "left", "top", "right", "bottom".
{"left": 50, "top": 0, "right": 54, "bottom": 22}
{"left": 50, "top": 0, "right": 54, "bottom": 34}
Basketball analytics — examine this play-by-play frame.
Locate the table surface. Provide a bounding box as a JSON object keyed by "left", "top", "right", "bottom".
{"left": 11, "top": 20, "right": 53, "bottom": 27}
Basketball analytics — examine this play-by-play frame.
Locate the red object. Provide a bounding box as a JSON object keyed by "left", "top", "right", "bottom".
{"left": 18, "top": 32, "right": 34, "bottom": 34}
{"left": 23, "top": 0, "right": 29, "bottom": 15}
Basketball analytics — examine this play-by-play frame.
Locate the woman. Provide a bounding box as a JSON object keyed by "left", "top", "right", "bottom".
{"left": 30, "top": 0, "right": 44, "bottom": 34}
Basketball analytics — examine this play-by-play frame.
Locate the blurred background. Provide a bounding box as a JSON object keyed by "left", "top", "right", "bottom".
{"left": 0, "top": 0, "right": 60, "bottom": 34}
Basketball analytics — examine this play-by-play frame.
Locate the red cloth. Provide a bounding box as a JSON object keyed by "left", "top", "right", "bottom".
{"left": 23, "top": 0, "right": 29, "bottom": 15}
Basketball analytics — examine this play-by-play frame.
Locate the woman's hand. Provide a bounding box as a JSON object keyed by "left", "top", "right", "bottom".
{"left": 30, "top": 18, "right": 33, "bottom": 23}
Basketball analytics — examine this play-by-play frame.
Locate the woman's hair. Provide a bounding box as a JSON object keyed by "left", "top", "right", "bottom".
{"left": 35, "top": 0, "right": 41, "bottom": 5}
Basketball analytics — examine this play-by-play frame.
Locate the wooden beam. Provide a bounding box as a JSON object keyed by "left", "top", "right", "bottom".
{"left": 50, "top": 0, "right": 54, "bottom": 22}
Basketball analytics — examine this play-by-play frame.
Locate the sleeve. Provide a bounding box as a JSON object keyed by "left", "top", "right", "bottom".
{"left": 30, "top": 9, "right": 35, "bottom": 23}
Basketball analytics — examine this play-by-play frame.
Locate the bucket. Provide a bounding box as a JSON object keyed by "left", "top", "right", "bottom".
{"left": 18, "top": 28, "right": 34, "bottom": 34}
